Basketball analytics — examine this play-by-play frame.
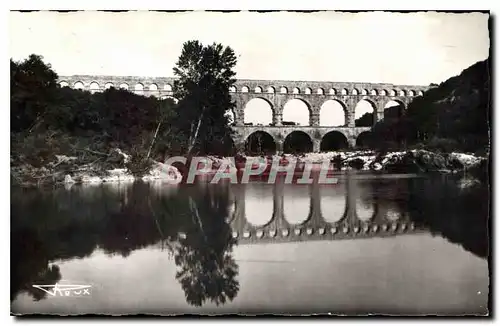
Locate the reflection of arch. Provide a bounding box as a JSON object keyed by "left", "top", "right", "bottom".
{"left": 283, "top": 98, "right": 311, "bottom": 126}
{"left": 74, "top": 81, "right": 84, "bottom": 90}
{"left": 320, "top": 131, "right": 348, "bottom": 151}
{"left": 320, "top": 99, "right": 347, "bottom": 127}
{"left": 356, "top": 131, "right": 373, "bottom": 148}
{"left": 356, "top": 198, "right": 375, "bottom": 222}
{"left": 283, "top": 186, "right": 312, "bottom": 225}
{"left": 243, "top": 98, "right": 274, "bottom": 125}
{"left": 244, "top": 184, "right": 274, "bottom": 226}
{"left": 283, "top": 130, "right": 313, "bottom": 154}
{"left": 319, "top": 185, "right": 347, "bottom": 223}
{"left": 245, "top": 131, "right": 276, "bottom": 155}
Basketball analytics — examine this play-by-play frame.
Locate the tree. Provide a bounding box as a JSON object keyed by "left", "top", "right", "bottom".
{"left": 11, "top": 54, "right": 59, "bottom": 132}
{"left": 172, "top": 40, "right": 237, "bottom": 155}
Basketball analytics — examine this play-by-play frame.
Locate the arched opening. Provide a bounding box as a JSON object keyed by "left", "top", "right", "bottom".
{"left": 244, "top": 98, "right": 273, "bottom": 126}
{"left": 356, "top": 131, "right": 374, "bottom": 148}
{"left": 305, "top": 87, "right": 312, "bottom": 95}
{"left": 329, "top": 88, "right": 336, "bottom": 95}
{"left": 134, "top": 83, "right": 144, "bottom": 95}
{"left": 370, "top": 89, "right": 378, "bottom": 96}
{"left": 241, "top": 86, "right": 249, "bottom": 93}
{"left": 244, "top": 184, "right": 274, "bottom": 226}
{"left": 320, "top": 185, "right": 346, "bottom": 223}
{"left": 317, "top": 88, "right": 324, "bottom": 95}
{"left": 229, "top": 86, "right": 237, "bottom": 93}
{"left": 384, "top": 100, "right": 405, "bottom": 121}
{"left": 267, "top": 86, "right": 275, "bottom": 94}
{"left": 389, "top": 89, "right": 397, "bottom": 97}
{"left": 418, "top": 90, "right": 424, "bottom": 96}
{"left": 164, "top": 84, "right": 172, "bottom": 92}
{"left": 354, "top": 99, "right": 377, "bottom": 127}
{"left": 292, "top": 87, "right": 300, "bottom": 94}
{"left": 119, "top": 83, "right": 129, "bottom": 90}
{"left": 149, "top": 83, "right": 158, "bottom": 92}
{"left": 399, "top": 90, "right": 406, "bottom": 97}
{"left": 74, "top": 81, "right": 84, "bottom": 90}
{"left": 283, "top": 131, "right": 313, "bottom": 154}
{"left": 254, "top": 86, "right": 262, "bottom": 93}
{"left": 104, "top": 82, "right": 114, "bottom": 90}
{"left": 320, "top": 100, "right": 346, "bottom": 127}
{"left": 361, "top": 89, "right": 368, "bottom": 95}
{"left": 89, "top": 82, "right": 100, "bottom": 93}
{"left": 352, "top": 88, "right": 359, "bottom": 95}
{"left": 320, "top": 131, "right": 348, "bottom": 151}
{"left": 59, "top": 81, "right": 69, "bottom": 88}
{"left": 282, "top": 99, "right": 310, "bottom": 126}
{"left": 408, "top": 90, "right": 415, "bottom": 97}
{"left": 280, "top": 86, "right": 288, "bottom": 94}
{"left": 245, "top": 131, "right": 276, "bottom": 155}
{"left": 283, "top": 186, "right": 311, "bottom": 225}
{"left": 380, "top": 90, "right": 388, "bottom": 96}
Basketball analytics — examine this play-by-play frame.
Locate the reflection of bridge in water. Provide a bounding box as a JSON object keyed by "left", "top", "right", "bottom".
{"left": 227, "top": 175, "right": 426, "bottom": 244}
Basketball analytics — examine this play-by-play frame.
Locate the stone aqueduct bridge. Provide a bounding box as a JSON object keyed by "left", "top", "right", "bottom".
{"left": 58, "top": 75, "right": 428, "bottom": 150}
{"left": 224, "top": 176, "right": 426, "bottom": 245}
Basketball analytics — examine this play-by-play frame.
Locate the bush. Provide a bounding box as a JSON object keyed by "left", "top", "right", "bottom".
{"left": 425, "top": 137, "right": 459, "bottom": 153}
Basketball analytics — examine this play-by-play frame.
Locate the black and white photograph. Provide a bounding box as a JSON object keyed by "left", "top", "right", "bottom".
{"left": 9, "top": 9, "right": 491, "bottom": 316}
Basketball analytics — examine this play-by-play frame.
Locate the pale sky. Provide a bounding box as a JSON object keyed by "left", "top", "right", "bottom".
{"left": 9, "top": 11, "right": 490, "bottom": 126}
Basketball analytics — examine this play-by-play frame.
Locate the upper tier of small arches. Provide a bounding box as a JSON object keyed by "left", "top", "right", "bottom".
{"left": 58, "top": 76, "right": 428, "bottom": 98}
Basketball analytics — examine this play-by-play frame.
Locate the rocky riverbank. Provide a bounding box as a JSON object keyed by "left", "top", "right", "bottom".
{"left": 11, "top": 148, "right": 488, "bottom": 188}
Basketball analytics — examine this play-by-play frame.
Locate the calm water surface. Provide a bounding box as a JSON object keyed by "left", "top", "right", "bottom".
{"left": 11, "top": 172, "right": 489, "bottom": 315}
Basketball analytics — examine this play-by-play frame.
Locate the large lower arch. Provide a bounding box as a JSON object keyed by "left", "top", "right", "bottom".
{"left": 283, "top": 131, "right": 313, "bottom": 154}
{"left": 245, "top": 131, "right": 276, "bottom": 155}
{"left": 356, "top": 131, "right": 374, "bottom": 149}
{"left": 244, "top": 184, "right": 274, "bottom": 226}
{"left": 319, "top": 100, "right": 347, "bottom": 126}
{"left": 320, "top": 131, "right": 348, "bottom": 151}
{"left": 244, "top": 98, "right": 274, "bottom": 126}
{"left": 283, "top": 186, "right": 311, "bottom": 225}
{"left": 282, "top": 99, "right": 311, "bottom": 126}
{"left": 354, "top": 99, "right": 377, "bottom": 127}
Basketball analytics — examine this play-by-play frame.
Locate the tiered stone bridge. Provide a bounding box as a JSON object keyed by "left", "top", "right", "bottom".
{"left": 226, "top": 175, "right": 426, "bottom": 245}
{"left": 58, "top": 75, "right": 428, "bottom": 150}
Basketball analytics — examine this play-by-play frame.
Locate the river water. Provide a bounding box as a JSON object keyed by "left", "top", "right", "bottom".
{"left": 11, "top": 171, "right": 489, "bottom": 315}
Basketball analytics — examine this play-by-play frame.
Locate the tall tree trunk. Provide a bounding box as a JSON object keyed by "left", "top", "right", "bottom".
{"left": 146, "top": 120, "right": 163, "bottom": 160}
{"left": 188, "top": 110, "right": 205, "bottom": 154}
